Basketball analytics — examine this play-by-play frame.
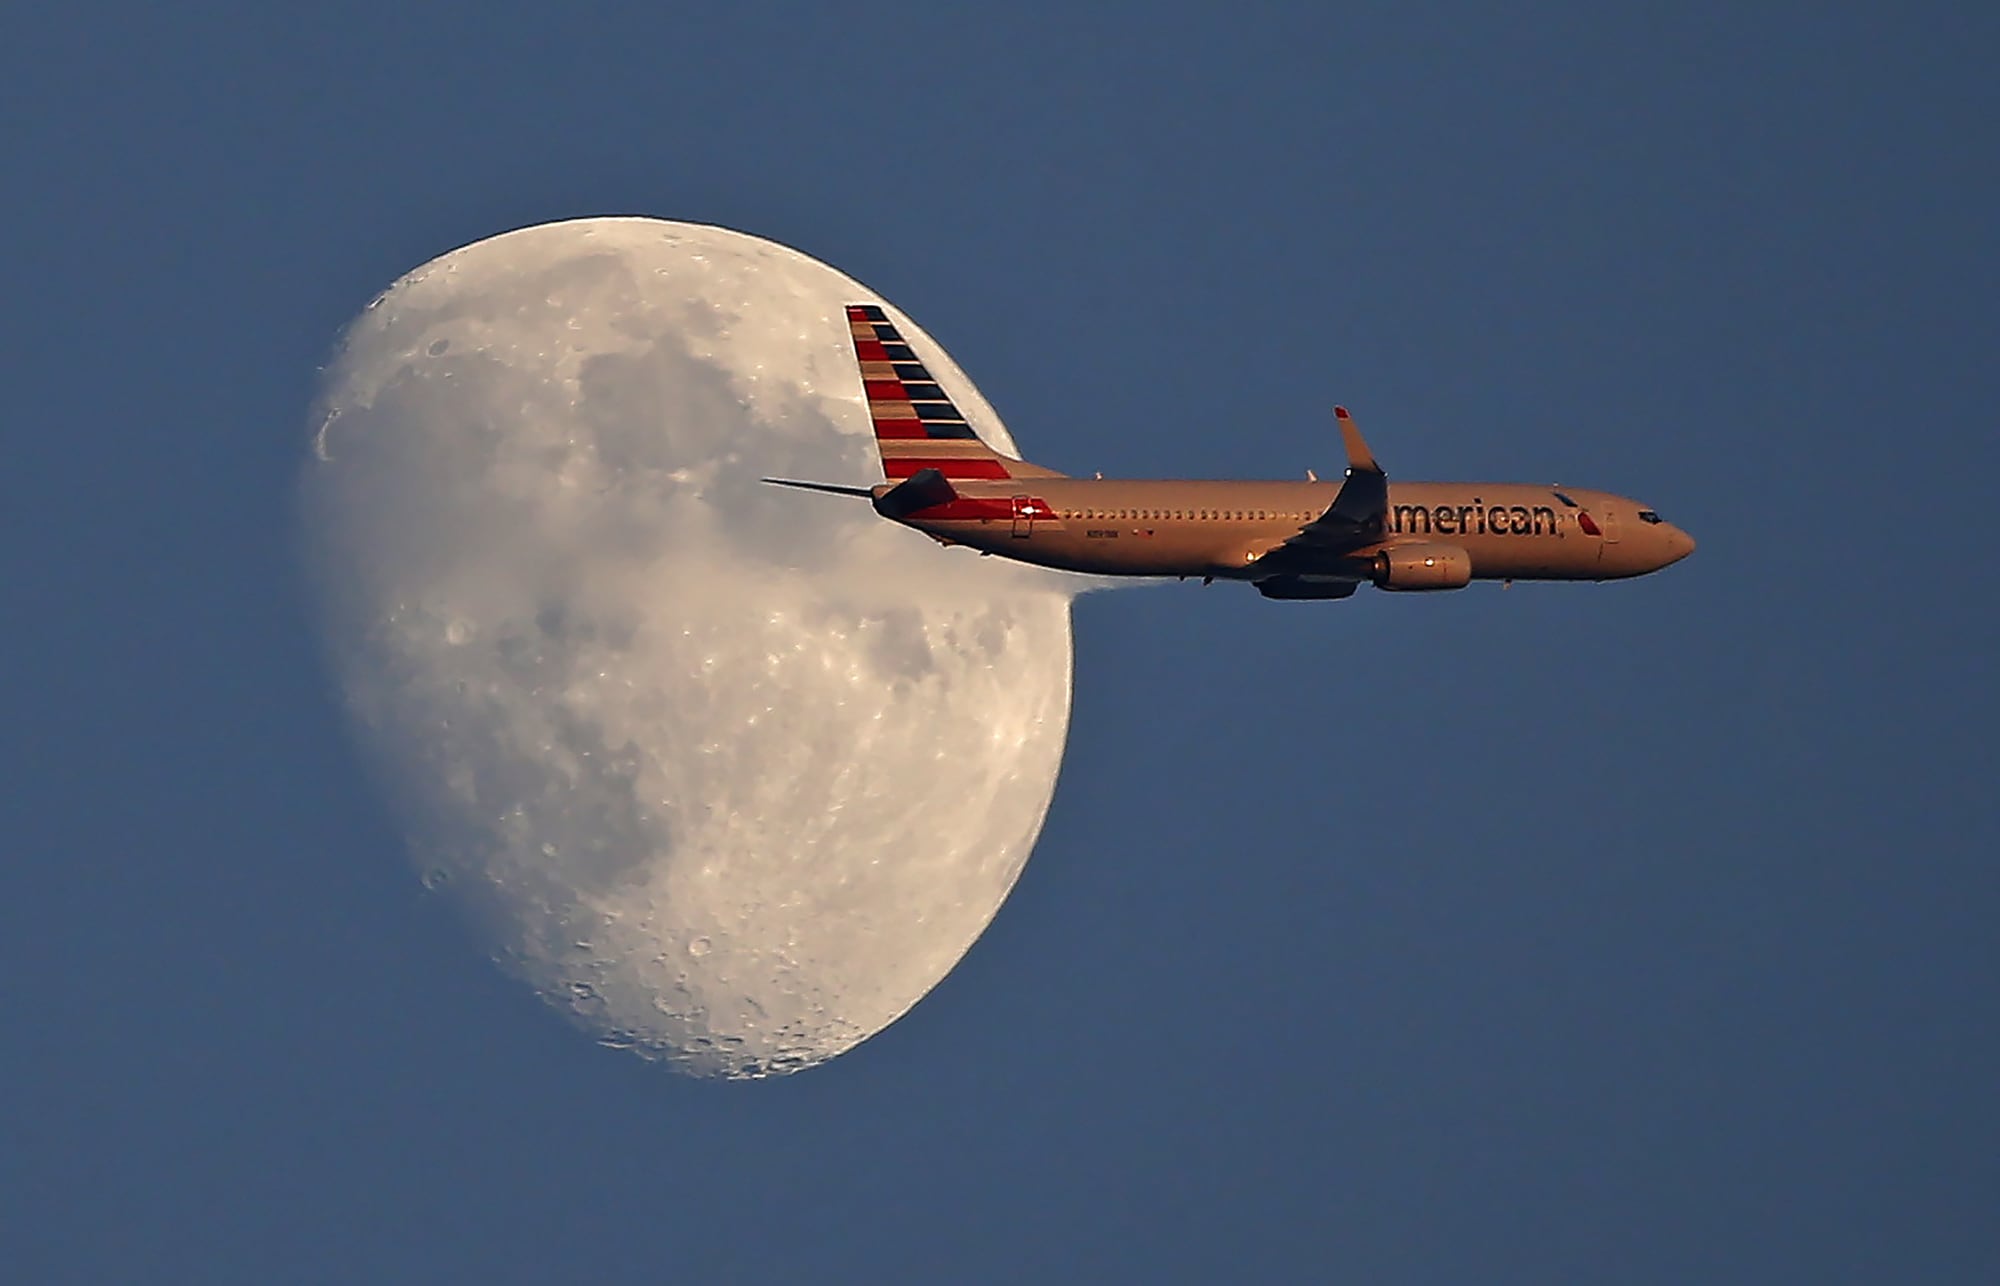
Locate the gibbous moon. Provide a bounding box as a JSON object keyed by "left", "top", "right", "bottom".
{"left": 302, "top": 219, "right": 1076, "bottom": 1077}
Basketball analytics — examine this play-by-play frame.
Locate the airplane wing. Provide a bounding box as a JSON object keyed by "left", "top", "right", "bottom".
{"left": 1247, "top": 407, "right": 1388, "bottom": 580}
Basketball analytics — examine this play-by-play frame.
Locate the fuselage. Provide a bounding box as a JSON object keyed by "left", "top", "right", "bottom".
{"left": 882, "top": 478, "right": 1695, "bottom": 582}
{"left": 775, "top": 303, "right": 1696, "bottom": 597}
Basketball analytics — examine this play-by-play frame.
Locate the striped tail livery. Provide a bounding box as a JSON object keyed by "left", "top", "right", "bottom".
{"left": 844, "top": 303, "right": 1063, "bottom": 481}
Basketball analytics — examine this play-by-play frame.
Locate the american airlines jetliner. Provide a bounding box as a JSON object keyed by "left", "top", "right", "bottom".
{"left": 767, "top": 305, "right": 1694, "bottom": 599}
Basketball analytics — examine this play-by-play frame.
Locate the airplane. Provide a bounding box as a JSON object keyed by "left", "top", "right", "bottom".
{"left": 764, "top": 304, "right": 1693, "bottom": 599}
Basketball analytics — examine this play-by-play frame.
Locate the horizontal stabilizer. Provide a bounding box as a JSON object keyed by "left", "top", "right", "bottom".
{"left": 873, "top": 467, "right": 956, "bottom": 520}
{"left": 761, "top": 478, "right": 875, "bottom": 499}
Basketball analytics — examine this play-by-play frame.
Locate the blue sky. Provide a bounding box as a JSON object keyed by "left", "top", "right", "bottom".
{"left": 6, "top": 4, "right": 1995, "bottom": 1281}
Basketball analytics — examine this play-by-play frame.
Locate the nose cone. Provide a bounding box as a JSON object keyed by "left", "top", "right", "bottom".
{"left": 1664, "top": 525, "right": 1696, "bottom": 566}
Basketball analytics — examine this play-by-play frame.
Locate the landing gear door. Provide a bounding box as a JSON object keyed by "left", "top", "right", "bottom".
{"left": 1010, "top": 494, "right": 1034, "bottom": 538}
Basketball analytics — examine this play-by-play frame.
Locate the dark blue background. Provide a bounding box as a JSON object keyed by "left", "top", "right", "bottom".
{"left": 7, "top": 5, "right": 1994, "bottom": 1281}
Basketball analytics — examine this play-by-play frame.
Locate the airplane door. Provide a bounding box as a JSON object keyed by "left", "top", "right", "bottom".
{"left": 1010, "top": 494, "right": 1033, "bottom": 538}
{"left": 1601, "top": 506, "right": 1621, "bottom": 544}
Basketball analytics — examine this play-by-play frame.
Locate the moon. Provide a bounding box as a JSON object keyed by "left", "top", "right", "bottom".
{"left": 301, "top": 219, "right": 1076, "bottom": 1078}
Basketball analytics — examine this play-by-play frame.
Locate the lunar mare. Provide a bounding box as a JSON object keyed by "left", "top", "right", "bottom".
{"left": 302, "top": 219, "right": 1075, "bottom": 1077}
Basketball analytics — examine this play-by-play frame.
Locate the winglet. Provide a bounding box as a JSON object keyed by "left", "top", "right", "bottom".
{"left": 1333, "top": 407, "right": 1380, "bottom": 475}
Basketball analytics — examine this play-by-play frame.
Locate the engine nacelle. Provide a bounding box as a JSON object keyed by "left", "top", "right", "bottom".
{"left": 1373, "top": 542, "right": 1472, "bottom": 591}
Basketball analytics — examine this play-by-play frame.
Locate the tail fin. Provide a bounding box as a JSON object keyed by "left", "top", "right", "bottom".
{"left": 845, "top": 304, "right": 1064, "bottom": 481}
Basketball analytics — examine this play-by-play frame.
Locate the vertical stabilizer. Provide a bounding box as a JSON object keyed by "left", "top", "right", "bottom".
{"left": 845, "top": 304, "right": 1064, "bottom": 480}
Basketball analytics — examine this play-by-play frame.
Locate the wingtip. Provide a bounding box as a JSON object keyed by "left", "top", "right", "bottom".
{"left": 1333, "top": 406, "right": 1381, "bottom": 475}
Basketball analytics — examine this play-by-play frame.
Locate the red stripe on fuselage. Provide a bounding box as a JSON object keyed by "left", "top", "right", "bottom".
{"left": 907, "top": 497, "right": 1020, "bottom": 521}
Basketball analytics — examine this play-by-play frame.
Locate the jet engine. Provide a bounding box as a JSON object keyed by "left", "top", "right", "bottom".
{"left": 1373, "top": 542, "right": 1472, "bottom": 590}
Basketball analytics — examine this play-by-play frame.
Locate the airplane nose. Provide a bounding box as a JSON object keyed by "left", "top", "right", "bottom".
{"left": 1666, "top": 526, "right": 1696, "bottom": 564}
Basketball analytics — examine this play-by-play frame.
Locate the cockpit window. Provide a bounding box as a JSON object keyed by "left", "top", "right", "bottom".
{"left": 1638, "top": 509, "right": 1664, "bottom": 524}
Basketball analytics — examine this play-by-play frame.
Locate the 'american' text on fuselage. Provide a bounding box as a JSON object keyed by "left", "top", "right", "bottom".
{"left": 1391, "top": 501, "right": 1560, "bottom": 538}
